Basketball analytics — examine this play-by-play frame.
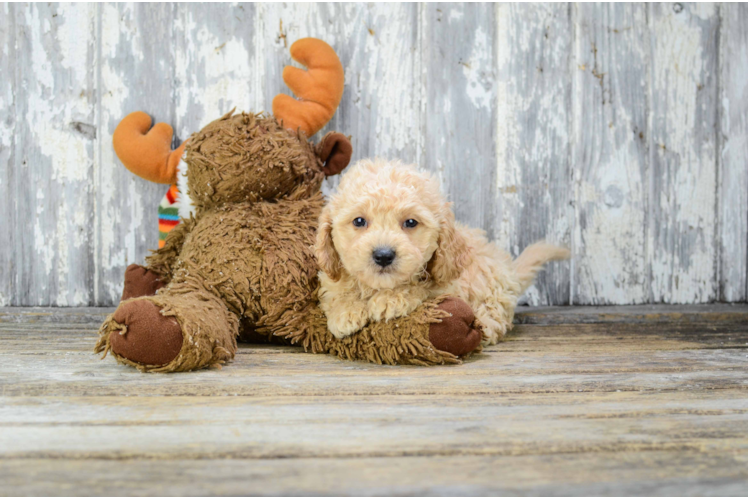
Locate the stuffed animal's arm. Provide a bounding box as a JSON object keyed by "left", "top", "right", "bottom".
{"left": 275, "top": 297, "right": 482, "bottom": 365}
{"left": 144, "top": 216, "right": 194, "bottom": 284}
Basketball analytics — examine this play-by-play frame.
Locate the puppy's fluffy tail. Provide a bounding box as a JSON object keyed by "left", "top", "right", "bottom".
{"left": 514, "top": 242, "right": 570, "bottom": 293}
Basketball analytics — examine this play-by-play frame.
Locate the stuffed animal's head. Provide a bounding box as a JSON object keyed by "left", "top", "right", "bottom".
{"left": 112, "top": 38, "right": 352, "bottom": 214}
{"left": 181, "top": 110, "right": 350, "bottom": 211}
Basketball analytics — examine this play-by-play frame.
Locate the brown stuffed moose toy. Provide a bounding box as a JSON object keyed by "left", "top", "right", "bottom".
{"left": 95, "top": 38, "right": 482, "bottom": 372}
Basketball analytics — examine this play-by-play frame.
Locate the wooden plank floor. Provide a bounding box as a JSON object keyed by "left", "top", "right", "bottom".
{"left": 1, "top": 305, "right": 747, "bottom": 496}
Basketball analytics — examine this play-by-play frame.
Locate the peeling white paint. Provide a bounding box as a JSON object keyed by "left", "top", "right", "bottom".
{"left": 32, "top": 223, "right": 53, "bottom": 282}
{"left": 175, "top": 9, "right": 254, "bottom": 138}
{"left": 448, "top": 7, "right": 464, "bottom": 23}
{"left": 98, "top": 3, "right": 132, "bottom": 295}
{"left": 18, "top": 3, "right": 96, "bottom": 306}
{"left": 462, "top": 27, "right": 494, "bottom": 110}
{"left": 649, "top": 3, "right": 719, "bottom": 303}
{"left": 718, "top": 4, "right": 748, "bottom": 302}
{"left": 26, "top": 5, "right": 92, "bottom": 184}
{"left": 56, "top": 4, "right": 93, "bottom": 75}
{"left": 0, "top": 2, "right": 13, "bottom": 305}
{"left": 688, "top": 3, "right": 717, "bottom": 21}
{"left": 367, "top": 4, "right": 421, "bottom": 156}
{"left": 572, "top": 4, "right": 649, "bottom": 305}
{"left": 495, "top": 3, "right": 571, "bottom": 305}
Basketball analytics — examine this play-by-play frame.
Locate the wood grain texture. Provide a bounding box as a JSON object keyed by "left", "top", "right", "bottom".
{"left": 572, "top": 4, "right": 649, "bottom": 304}
{"left": 648, "top": 3, "right": 720, "bottom": 303}
{"left": 1, "top": 306, "right": 747, "bottom": 495}
{"left": 173, "top": 3, "right": 257, "bottom": 138}
{"left": 718, "top": 3, "right": 748, "bottom": 302}
{"left": 2, "top": 452, "right": 748, "bottom": 496}
{"left": 13, "top": 3, "right": 97, "bottom": 306}
{"left": 95, "top": 3, "right": 176, "bottom": 305}
{"left": 3, "top": 348, "right": 748, "bottom": 398}
{"left": 422, "top": 3, "right": 497, "bottom": 232}
{"left": 494, "top": 3, "right": 572, "bottom": 305}
{"left": 329, "top": 4, "right": 421, "bottom": 161}
{"left": 514, "top": 302, "right": 748, "bottom": 324}
{"left": 0, "top": 3, "right": 15, "bottom": 306}
{"left": 2, "top": 392, "right": 748, "bottom": 459}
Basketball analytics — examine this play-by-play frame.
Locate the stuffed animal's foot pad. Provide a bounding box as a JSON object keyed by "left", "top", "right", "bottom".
{"left": 429, "top": 297, "right": 482, "bottom": 357}
{"left": 121, "top": 264, "right": 164, "bottom": 301}
{"left": 109, "top": 299, "right": 183, "bottom": 367}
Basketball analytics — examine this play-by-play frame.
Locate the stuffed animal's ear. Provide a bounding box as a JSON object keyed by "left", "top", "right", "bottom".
{"left": 426, "top": 206, "right": 472, "bottom": 287}
{"left": 316, "top": 132, "right": 352, "bottom": 177}
{"left": 314, "top": 205, "right": 344, "bottom": 281}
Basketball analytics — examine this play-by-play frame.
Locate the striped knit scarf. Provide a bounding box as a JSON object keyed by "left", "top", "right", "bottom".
{"left": 157, "top": 184, "right": 180, "bottom": 248}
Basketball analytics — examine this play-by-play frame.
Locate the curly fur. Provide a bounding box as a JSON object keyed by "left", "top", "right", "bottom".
{"left": 315, "top": 158, "right": 570, "bottom": 344}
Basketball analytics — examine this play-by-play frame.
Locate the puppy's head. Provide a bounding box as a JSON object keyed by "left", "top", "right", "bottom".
{"left": 315, "top": 159, "right": 470, "bottom": 289}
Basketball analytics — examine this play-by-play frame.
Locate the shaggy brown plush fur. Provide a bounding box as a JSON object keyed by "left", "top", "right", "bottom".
{"left": 187, "top": 112, "right": 325, "bottom": 208}
{"left": 96, "top": 111, "right": 480, "bottom": 372}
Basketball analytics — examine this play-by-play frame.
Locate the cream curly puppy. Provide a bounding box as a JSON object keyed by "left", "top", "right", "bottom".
{"left": 315, "top": 158, "right": 569, "bottom": 345}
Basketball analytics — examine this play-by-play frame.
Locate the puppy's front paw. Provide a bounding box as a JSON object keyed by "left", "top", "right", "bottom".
{"left": 327, "top": 308, "right": 370, "bottom": 339}
{"left": 369, "top": 291, "right": 424, "bottom": 322}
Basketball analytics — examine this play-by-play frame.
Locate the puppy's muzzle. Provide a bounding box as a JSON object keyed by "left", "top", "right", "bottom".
{"left": 372, "top": 247, "right": 396, "bottom": 268}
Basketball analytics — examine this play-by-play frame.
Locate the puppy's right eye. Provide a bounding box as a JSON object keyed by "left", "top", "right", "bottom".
{"left": 352, "top": 217, "right": 367, "bottom": 228}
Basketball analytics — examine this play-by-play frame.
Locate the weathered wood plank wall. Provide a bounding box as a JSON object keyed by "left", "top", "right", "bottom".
{"left": 1, "top": 3, "right": 746, "bottom": 307}
{"left": 495, "top": 3, "right": 572, "bottom": 305}
{"left": 719, "top": 3, "right": 748, "bottom": 302}
{"left": 0, "top": 2, "right": 14, "bottom": 307}
{"left": 572, "top": 3, "right": 649, "bottom": 304}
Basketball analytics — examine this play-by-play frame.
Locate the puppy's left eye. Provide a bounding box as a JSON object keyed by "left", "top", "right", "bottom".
{"left": 403, "top": 219, "right": 419, "bottom": 229}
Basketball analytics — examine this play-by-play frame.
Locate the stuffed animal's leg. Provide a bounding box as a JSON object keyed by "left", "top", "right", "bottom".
{"left": 117, "top": 216, "right": 196, "bottom": 302}
{"left": 274, "top": 296, "right": 482, "bottom": 365}
{"left": 96, "top": 279, "right": 239, "bottom": 372}
{"left": 143, "top": 216, "right": 195, "bottom": 283}
{"left": 120, "top": 264, "right": 165, "bottom": 300}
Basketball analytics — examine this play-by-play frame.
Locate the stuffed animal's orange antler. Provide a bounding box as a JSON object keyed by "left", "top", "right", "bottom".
{"left": 272, "top": 38, "right": 345, "bottom": 137}
{"left": 112, "top": 112, "right": 186, "bottom": 184}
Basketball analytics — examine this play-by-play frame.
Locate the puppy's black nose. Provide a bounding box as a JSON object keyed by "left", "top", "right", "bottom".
{"left": 372, "top": 247, "right": 396, "bottom": 267}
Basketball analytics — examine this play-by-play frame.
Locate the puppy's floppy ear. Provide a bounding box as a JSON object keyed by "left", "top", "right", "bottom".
{"left": 315, "top": 204, "right": 344, "bottom": 281}
{"left": 427, "top": 206, "right": 472, "bottom": 286}
{"left": 316, "top": 132, "right": 352, "bottom": 176}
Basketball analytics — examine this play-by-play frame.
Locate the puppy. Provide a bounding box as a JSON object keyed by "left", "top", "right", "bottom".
{"left": 315, "top": 158, "right": 569, "bottom": 344}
